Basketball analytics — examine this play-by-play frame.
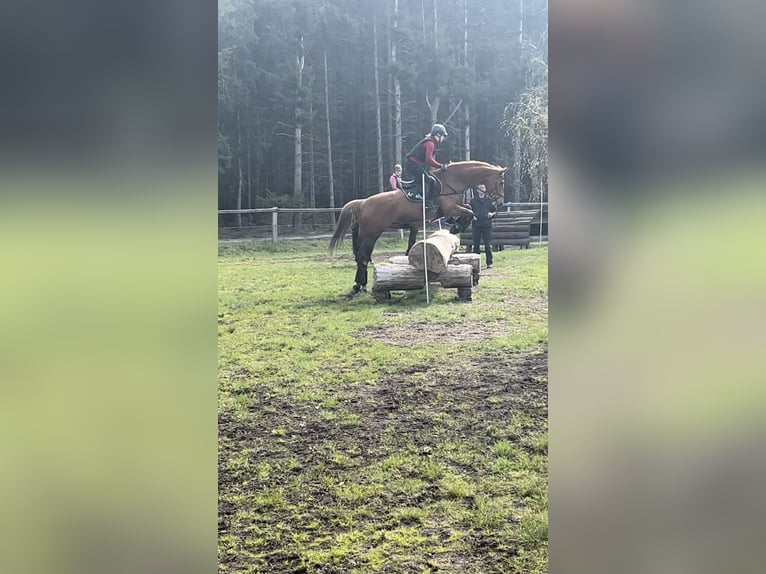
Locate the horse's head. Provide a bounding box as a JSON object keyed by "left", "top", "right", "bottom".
{"left": 482, "top": 166, "right": 507, "bottom": 202}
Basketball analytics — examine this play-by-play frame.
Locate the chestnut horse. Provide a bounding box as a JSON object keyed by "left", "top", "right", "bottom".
{"left": 329, "top": 161, "right": 507, "bottom": 293}
{"left": 340, "top": 199, "right": 422, "bottom": 256}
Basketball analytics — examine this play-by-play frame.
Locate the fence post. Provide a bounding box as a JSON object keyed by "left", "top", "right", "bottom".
{"left": 271, "top": 207, "right": 279, "bottom": 245}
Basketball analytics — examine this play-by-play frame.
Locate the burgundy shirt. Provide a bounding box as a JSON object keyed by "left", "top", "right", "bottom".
{"left": 389, "top": 173, "right": 402, "bottom": 190}
{"left": 421, "top": 140, "right": 442, "bottom": 169}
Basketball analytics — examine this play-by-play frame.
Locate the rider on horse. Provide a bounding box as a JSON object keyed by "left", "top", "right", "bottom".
{"left": 404, "top": 124, "right": 450, "bottom": 212}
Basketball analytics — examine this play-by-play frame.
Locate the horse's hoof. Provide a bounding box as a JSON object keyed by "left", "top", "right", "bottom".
{"left": 360, "top": 285, "right": 367, "bottom": 293}
{"left": 352, "top": 284, "right": 361, "bottom": 293}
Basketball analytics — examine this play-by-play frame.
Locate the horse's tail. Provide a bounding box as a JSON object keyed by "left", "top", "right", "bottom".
{"left": 329, "top": 199, "right": 363, "bottom": 253}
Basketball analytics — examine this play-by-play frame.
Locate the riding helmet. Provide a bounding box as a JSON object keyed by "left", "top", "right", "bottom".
{"left": 430, "top": 123, "right": 448, "bottom": 137}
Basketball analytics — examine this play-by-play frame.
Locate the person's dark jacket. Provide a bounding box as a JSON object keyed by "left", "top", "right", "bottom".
{"left": 470, "top": 195, "right": 498, "bottom": 227}
{"left": 405, "top": 136, "right": 443, "bottom": 169}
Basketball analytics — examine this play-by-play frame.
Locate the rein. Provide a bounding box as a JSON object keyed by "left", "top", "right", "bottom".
{"left": 435, "top": 169, "right": 467, "bottom": 197}
{"left": 436, "top": 169, "right": 502, "bottom": 200}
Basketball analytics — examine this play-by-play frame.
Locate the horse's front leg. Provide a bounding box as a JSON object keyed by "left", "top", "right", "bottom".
{"left": 445, "top": 204, "right": 474, "bottom": 220}
{"left": 444, "top": 205, "right": 475, "bottom": 234}
{"left": 353, "top": 256, "right": 368, "bottom": 292}
{"left": 451, "top": 216, "right": 473, "bottom": 234}
{"left": 350, "top": 227, "right": 367, "bottom": 292}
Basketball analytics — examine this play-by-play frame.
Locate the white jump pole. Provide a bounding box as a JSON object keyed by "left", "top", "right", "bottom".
{"left": 422, "top": 173, "right": 430, "bottom": 303}
{"left": 539, "top": 175, "right": 544, "bottom": 246}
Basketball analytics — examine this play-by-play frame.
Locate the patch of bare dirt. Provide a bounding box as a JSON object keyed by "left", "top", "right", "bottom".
{"left": 219, "top": 347, "right": 547, "bottom": 483}
{"left": 358, "top": 320, "right": 510, "bottom": 345}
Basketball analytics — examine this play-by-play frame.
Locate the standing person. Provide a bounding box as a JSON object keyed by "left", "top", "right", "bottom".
{"left": 469, "top": 183, "right": 498, "bottom": 268}
{"left": 404, "top": 123, "right": 450, "bottom": 210}
{"left": 388, "top": 164, "right": 403, "bottom": 191}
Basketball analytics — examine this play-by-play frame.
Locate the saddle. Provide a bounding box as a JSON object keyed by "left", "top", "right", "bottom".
{"left": 400, "top": 177, "right": 442, "bottom": 204}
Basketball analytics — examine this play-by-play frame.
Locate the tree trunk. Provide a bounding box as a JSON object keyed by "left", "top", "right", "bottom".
{"left": 513, "top": 138, "right": 522, "bottom": 202}
{"left": 425, "top": 0, "right": 440, "bottom": 126}
{"left": 323, "top": 50, "right": 336, "bottom": 223}
{"left": 513, "top": 0, "right": 525, "bottom": 203}
{"left": 465, "top": 106, "right": 471, "bottom": 160}
{"left": 236, "top": 110, "right": 243, "bottom": 228}
{"left": 426, "top": 93, "right": 440, "bottom": 126}
{"left": 373, "top": 14, "right": 384, "bottom": 194}
{"left": 294, "top": 35, "right": 305, "bottom": 202}
{"left": 392, "top": 0, "right": 402, "bottom": 165}
{"left": 463, "top": 0, "right": 471, "bottom": 160}
{"left": 246, "top": 136, "right": 252, "bottom": 210}
{"left": 386, "top": 5, "right": 393, "bottom": 171}
{"left": 308, "top": 97, "right": 316, "bottom": 209}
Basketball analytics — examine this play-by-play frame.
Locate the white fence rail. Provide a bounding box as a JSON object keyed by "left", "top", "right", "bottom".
{"left": 218, "top": 203, "right": 547, "bottom": 244}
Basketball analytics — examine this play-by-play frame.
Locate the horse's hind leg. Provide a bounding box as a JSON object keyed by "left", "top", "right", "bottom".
{"left": 351, "top": 225, "right": 360, "bottom": 258}
{"left": 353, "top": 238, "right": 375, "bottom": 292}
{"left": 405, "top": 226, "right": 419, "bottom": 255}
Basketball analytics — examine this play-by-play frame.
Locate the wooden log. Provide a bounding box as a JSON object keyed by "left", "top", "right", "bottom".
{"left": 392, "top": 252, "right": 479, "bottom": 286}
{"left": 489, "top": 231, "right": 534, "bottom": 239}
{"left": 494, "top": 222, "right": 536, "bottom": 230}
{"left": 388, "top": 255, "right": 411, "bottom": 265}
{"left": 451, "top": 253, "right": 479, "bottom": 272}
{"left": 391, "top": 252, "right": 478, "bottom": 271}
{"left": 372, "top": 290, "right": 391, "bottom": 302}
{"left": 373, "top": 263, "right": 424, "bottom": 291}
{"left": 496, "top": 209, "right": 540, "bottom": 221}
{"left": 436, "top": 264, "right": 472, "bottom": 288}
{"left": 407, "top": 229, "right": 460, "bottom": 273}
{"left": 451, "top": 253, "right": 481, "bottom": 286}
{"left": 465, "top": 229, "right": 532, "bottom": 237}
{"left": 372, "top": 263, "right": 472, "bottom": 292}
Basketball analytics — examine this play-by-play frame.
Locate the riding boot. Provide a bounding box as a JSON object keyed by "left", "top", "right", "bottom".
{"left": 426, "top": 190, "right": 439, "bottom": 213}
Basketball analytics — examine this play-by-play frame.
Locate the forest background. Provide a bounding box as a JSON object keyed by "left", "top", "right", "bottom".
{"left": 218, "top": 0, "right": 548, "bottom": 221}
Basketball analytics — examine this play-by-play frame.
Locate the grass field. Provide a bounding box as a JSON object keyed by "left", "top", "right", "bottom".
{"left": 218, "top": 237, "right": 548, "bottom": 573}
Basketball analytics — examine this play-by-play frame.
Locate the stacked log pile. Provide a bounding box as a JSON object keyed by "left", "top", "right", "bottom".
{"left": 460, "top": 209, "right": 541, "bottom": 250}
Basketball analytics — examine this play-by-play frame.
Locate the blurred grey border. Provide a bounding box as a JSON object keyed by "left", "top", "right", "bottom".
{"left": 551, "top": 1, "right": 766, "bottom": 573}
{"left": 0, "top": 2, "right": 217, "bottom": 574}
{"left": 0, "top": 0, "right": 215, "bottom": 173}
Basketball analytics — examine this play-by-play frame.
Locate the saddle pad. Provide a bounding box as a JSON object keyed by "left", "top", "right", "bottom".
{"left": 402, "top": 188, "right": 424, "bottom": 203}
{"left": 400, "top": 178, "right": 442, "bottom": 203}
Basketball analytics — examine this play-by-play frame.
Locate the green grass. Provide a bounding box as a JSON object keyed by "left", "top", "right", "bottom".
{"left": 219, "top": 238, "right": 548, "bottom": 573}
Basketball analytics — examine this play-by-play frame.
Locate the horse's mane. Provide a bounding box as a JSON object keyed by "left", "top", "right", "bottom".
{"left": 447, "top": 160, "right": 503, "bottom": 171}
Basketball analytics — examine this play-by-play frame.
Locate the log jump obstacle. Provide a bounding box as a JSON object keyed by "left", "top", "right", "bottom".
{"left": 388, "top": 253, "right": 481, "bottom": 286}
{"left": 372, "top": 230, "right": 475, "bottom": 302}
